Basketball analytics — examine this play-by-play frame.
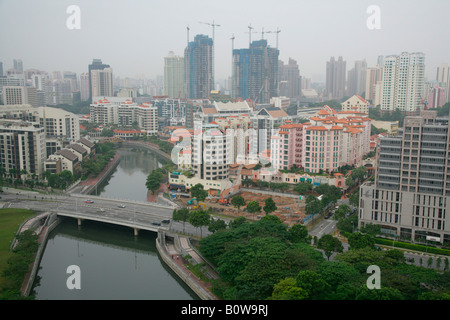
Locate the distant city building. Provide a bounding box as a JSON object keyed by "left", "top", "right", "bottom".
{"left": 164, "top": 51, "right": 185, "bottom": 98}
{"left": 80, "top": 73, "right": 90, "bottom": 101}
{"left": 427, "top": 84, "right": 446, "bottom": 109}
{"left": 88, "top": 59, "right": 111, "bottom": 101}
{"left": 325, "top": 56, "right": 346, "bottom": 100}
{"left": 278, "top": 58, "right": 301, "bottom": 99}
{"left": 381, "top": 52, "right": 425, "bottom": 113}
{"left": 91, "top": 68, "right": 113, "bottom": 98}
{"left": 436, "top": 63, "right": 450, "bottom": 103}
{"left": 13, "top": 59, "right": 23, "bottom": 73}
{"left": 365, "top": 65, "right": 382, "bottom": 104}
{"left": 184, "top": 35, "right": 214, "bottom": 99}
{"left": 347, "top": 60, "right": 367, "bottom": 97}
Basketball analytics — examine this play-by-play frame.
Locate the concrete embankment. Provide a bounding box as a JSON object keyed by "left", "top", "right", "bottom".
{"left": 156, "top": 231, "right": 218, "bottom": 300}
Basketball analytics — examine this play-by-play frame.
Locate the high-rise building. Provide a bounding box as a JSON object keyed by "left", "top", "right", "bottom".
{"left": 359, "top": 110, "right": 450, "bottom": 244}
{"left": 436, "top": 63, "right": 450, "bottom": 103}
{"left": 347, "top": 60, "right": 367, "bottom": 97}
{"left": 427, "top": 84, "right": 446, "bottom": 108}
{"left": 381, "top": 52, "right": 425, "bottom": 113}
{"left": 88, "top": 59, "right": 111, "bottom": 101}
{"left": 184, "top": 35, "right": 213, "bottom": 99}
{"left": 232, "top": 39, "right": 279, "bottom": 103}
{"left": 91, "top": 68, "right": 113, "bottom": 98}
{"left": 13, "top": 59, "right": 23, "bottom": 73}
{"left": 279, "top": 58, "right": 301, "bottom": 99}
{"left": 0, "top": 62, "right": 3, "bottom": 77}
{"left": 2, "top": 86, "right": 37, "bottom": 107}
{"left": 0, "top": 119, "right": 46, "bottom": 177}
{"left": 365, "top": 65, "right": 382, "bottom": 103}
{"left": 164, "top": 51, "right": 185, "bottom": 98}
{"left": 80, "top": 73, "right": 90, "bottom": 101}
{"left": 325, "top": 56, "right": 346, "bottom": 100}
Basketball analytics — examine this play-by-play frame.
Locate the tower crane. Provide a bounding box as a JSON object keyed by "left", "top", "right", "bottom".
{"left": 419, "top": 93, "right": 428, "bottom": 111}
{"left": 246, "top": 24, "right": 258, "bottom": 46}
{"left": 199, "top": 20, "right": 221, "bottom": 92}
{"left": 266, "top": 27, "right": 281, "bottom": 49}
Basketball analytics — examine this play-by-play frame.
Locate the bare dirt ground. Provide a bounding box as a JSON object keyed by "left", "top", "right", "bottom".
{"left": 177, "top": 190, "right": 306, "bottom": 226}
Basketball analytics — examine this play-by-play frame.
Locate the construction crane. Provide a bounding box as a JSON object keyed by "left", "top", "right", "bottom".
{"left": 186, "top": 25, "right": 190, "bottom": 45}
{"left": 266, "top": 27, "right": 281, "bottom": 49}
{"left": 199, "top": 20, "right": 221, "bottom": 86}
{"left": 419, "top": 93, "right": 428, "bottom": 111}
{"left": 246, "top": 24, "right": 258, "bottom": 46}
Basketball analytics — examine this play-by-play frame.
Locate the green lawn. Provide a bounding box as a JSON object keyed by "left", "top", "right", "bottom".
{"left": 0, "top": 208, "right": 36, "bottom": 290}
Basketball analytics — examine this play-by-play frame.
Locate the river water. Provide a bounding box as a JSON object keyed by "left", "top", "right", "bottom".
{"left": 31, "top": 147, "right": 198, "bottom": 300}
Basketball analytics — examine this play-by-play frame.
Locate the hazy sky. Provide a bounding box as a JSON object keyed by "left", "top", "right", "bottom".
{"left": 1, "top": 0, "right": 449, "bottom": 82}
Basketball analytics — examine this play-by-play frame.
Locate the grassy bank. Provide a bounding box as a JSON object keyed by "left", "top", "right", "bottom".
{"left": 0, "top": 208, "right": 36, "bottom": 295}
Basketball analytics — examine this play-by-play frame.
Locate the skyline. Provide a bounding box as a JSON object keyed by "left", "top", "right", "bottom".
{"left": 1, "top": 0, "right": 449, "bottom": 83}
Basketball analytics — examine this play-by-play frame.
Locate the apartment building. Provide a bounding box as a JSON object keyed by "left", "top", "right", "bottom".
{"left": 0, "top": 119, "right": 46, "bottom": 177}
{"left": 341, "top": 94, "right": 370, "bottom": 114}
{"left": 270, "top": 123, "right": 304, "bottom": 171}
{"left": 359, "top": 110, "right": 450, "bottom": 244}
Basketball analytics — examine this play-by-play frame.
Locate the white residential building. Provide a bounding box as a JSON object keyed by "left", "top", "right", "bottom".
{"left": 381, "top": 52, "right": 425, "bottom": 113}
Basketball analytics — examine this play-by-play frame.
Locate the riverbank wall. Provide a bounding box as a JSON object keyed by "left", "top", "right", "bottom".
{"left": 21, "top": 212, "right": 62, "bottom": 297}
{"left": 156, "top": 231, "right": 217, "bottom": 300}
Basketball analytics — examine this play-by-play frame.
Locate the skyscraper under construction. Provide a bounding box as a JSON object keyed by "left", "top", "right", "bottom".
{"left": 232, "top": 39, "right": 279, "bottom": 104}
{"left": 184, "top": 34, "right": 214, "bottom": 99}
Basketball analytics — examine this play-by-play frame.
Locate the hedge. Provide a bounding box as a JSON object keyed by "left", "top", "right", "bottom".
{"left": 374, "top": 237, "right": 450, "bottom": 256}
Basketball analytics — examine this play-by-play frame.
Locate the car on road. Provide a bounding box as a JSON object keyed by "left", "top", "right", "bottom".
{"left": 97, "top": 208, "right": 105, "bottom": 212}
{"left": 161, "top": 219, "right": 170, "bottom": 224}
{"left": 85, "top": 199, "right": 94, "bottom": 203}
{"left": 152, "top": 222, "right": 161, "bottom": 226}
{"left": 118, "top": 204, "right": 126, "bottom": 208}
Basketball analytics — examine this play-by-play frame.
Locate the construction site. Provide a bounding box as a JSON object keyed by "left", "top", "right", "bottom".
{"left": 176, "top": 190, "right": 307, "bottom": 227}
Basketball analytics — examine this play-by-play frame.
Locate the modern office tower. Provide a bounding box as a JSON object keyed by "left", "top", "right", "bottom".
{"left": 2, "top": 86, "right": 37, "bottom": 107}
{"left": 232, "top": 39, "right": 280, "bottom": 103}
{"left": 436, "top": 63, "right": 450, "bottom": 103}
{"left": 381, "top": 52, "right": 425, "bottom": 113}
{"left": 377, "top": 55, "right": 384, "bottom": 67}
{"left": 44, "top": 79, "right": 73, "bottom": 105}
{"left": 184, "top": 35, "right": 214, "bottom": 99}
{"left": 365, "top": 65, "right": 382, "bottom": 103}
{"left": 88, "top": 59, "right": 111, "bottom": 101}
{"left": 13, "top": 59, "right": 23, "bottom": 73}
{"left": 0, "top": 62, "right": 3, "bottom": 76}
{"left": 91, "top": 67, "right": 113, "bottom": 98}
{"left": 0, "top": 119, "right": 46, "bottom": 177}
{"left": 164, "top": 51, "right": 185, "bottom": 98}
{"left": 347, "top": 60, "right": 367, "bottom": 97}
{"left": 80, "top": 73, "right": 90, "bottom": 101}
{"left": 325, "top": 56, "right": 346, "bottom": 100}
{"left": 279, "top": 58, "right": 301, "bottom": 99}
{"left": 359, "top": 110, "right": 450, "bottom": 244}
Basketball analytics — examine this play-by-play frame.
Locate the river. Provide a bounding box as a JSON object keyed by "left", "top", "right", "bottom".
{"left": 31, "top": 147, "right": 198, "bottom": 300}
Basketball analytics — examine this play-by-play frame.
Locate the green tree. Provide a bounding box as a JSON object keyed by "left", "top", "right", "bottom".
{"left": 317, "top": 234, "right": 344, "bottom": 260}
{"left": 246, "top": 200, "right": 261, "bottom": 216}
{"left": 230, "top": 195, "right": 246, "bottom": 212}
{"left": 305, "top": 195, "right": 322, "bottom": 215}
{"left": 293, "top": 182, "right": 313, "bottom": 195}
{"left": 190, "top": 183, "right": 208, "bottom": 202}
{"left": 289, "top": 224, "right": 309, "bottom": 243}
{"left": 229, "top": 216, "right": 246, "bottom": 229}
{"left": 145, "top": 170, "right": 163, "bottom": 194}
{"left": 347, "top": 232, "right": 376, "bottom": 250}
{"left": 173, "top": 208, "right": 190, "bottom": 233}
{"left": 295, "top": 270, "right": 330, "bottom": 300}
{"left": 189, "top": 209, "right": 211, "bottom": 238}
{"left": 263, "top": 197, "right": 277, "bottom": 215}
{"left": 270, "top": 277, "right": 308, "bottom": 300}
{"left": 208, "top": 218, "right": 227, "bottom": 233}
